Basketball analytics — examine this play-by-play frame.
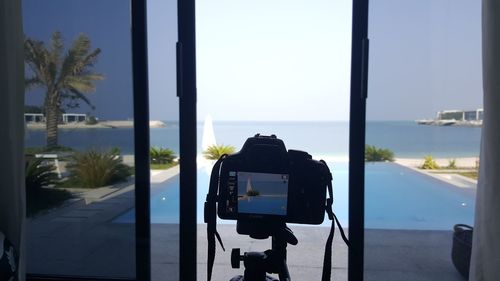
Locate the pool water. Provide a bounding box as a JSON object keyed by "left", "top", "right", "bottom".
{"left": 113, "top": 162, "right": 475, "bottom": 230}
{"left": 365, "top": 163, "right": 475, "bottom": 229}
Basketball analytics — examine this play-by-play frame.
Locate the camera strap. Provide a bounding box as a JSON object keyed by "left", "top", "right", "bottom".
{"left": 321, "top": 160, "right": 350, "bottom": 281}
{"left": 204, "top": 157, "right": 350, "bottom": 281}
{"left": 205, "top": 155, "right": 227, "bottom": 281}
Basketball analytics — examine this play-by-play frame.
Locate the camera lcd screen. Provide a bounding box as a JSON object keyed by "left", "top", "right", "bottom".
{"left": 234, "top": 171, "right": 289, "bottom": 216}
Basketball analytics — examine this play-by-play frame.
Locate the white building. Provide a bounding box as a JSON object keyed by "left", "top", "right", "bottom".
{"left": 436, "top": 108, "right": 483, "bottom": 121}
{"left": 62, "top": 113, "right": 87, "bottom": 123}
{"left": 24, "top": 113, "right": 44, "bottom": 123}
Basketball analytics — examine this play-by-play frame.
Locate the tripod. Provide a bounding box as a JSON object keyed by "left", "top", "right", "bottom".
{"left": 229, "top": 223, "right": 298, "bottom": 281}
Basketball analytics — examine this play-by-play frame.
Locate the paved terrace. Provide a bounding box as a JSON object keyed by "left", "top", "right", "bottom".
{"left": 26, "top": 167, "right": 465, "bottom": 281}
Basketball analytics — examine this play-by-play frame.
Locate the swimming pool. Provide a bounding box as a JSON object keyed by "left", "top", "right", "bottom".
{"left": 113, "top": 162, "right": 475, "bottom": 230}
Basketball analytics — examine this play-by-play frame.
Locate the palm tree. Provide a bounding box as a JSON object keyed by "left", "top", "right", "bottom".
{"left": 24, "top": 31, "right": 104, "bottom": 148}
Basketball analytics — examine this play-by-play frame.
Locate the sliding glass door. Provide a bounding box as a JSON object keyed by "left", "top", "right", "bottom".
{"left": 364, "top": 1, "right": 481, "bottom": 280}
{"left": 22, "top": 0, "right": 194, "bottom": 280}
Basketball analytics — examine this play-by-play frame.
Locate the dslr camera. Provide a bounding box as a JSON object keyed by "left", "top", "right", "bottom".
{"left": 205, "top": 134, "right": 347, "bottom": 281}
{"left": 214, "top": 134, "right": 331, "bottom": 225}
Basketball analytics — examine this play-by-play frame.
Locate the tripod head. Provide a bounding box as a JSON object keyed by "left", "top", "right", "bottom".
{"left": 236, "top": 220, "right": 298, "bottom": 245}
{"left": 230, "top": 221, "right": 297, "bottom": 281}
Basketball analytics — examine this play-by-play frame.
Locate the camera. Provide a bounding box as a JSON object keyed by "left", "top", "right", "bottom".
{"left": 204, "top": 134, "right": 349, "bottom": 281}
{"left": 215, "top": 134, "right": 331, "bottom": 224}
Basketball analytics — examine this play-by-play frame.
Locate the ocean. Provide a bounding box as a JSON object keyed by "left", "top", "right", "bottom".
{"left": 25, "top": 121, "right": 482, "bottom": 158}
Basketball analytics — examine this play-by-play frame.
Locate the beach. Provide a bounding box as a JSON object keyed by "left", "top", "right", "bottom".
{"left": 395, "top": 157, "right": 479, "bottom": 169}
{"left": 26, "top": 120, "right": 166, "bottom": 129}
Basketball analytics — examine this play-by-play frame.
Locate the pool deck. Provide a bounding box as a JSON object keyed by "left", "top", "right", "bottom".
{"left": 395, "top": 157, "right": 478, "bottom": 189}
{"left": 26, "top": 164, "right": 466, "bottom": 280}
{"left": 193, "top": 225, "right": 464, "bottom": 281}
{"left": 27, "top": 204, "right": 465, "bottom": 281}
{"left": 27, "top": 219, "right": 466, "bottom": 281}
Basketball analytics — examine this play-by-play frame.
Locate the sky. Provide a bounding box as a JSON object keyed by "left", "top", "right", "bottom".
{"left": 367, "top": 0, "right": 483, "bottom": 120}
{"left": 23, "top": 0, "right": 482, "bottom": 121}
{"left": 23, "top": 0, "right": 134, "bottom": 120}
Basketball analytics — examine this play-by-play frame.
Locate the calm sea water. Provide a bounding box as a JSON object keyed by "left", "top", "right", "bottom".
{"left": 26, "top": 121, "right": 481, "bottom": 158}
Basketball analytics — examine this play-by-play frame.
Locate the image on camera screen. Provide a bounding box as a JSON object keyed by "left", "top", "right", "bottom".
{"left": 237, "top": 172, "right": 289, "bottom": 216}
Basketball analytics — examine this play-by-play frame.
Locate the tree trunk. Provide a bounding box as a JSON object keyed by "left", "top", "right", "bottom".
{"left": 45, "top": 101, "right": 59, "bottom": 148}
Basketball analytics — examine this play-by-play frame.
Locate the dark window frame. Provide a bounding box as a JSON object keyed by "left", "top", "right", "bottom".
{"left": 348, "top": 0, "right": 369, "bottom": 281}
{"left": 177, "top": 0, "right": 197, "bottom": 280}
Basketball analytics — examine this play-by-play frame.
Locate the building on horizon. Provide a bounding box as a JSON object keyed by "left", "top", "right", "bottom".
{"left": 24, "top": 113, "right": 89, "bottom": 124}
{"left": 437, "top": 108, "right": 483, "bottom": 122}
{"left": 417, "top": 108, "right": 483, "bottom": 126}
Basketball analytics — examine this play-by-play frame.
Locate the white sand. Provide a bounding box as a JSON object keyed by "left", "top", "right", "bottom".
{"left": 26, "top": 120, "right": 166, "bottom": 129}
{"left": 395, "top": 157, "right": 479, "bottom": 169}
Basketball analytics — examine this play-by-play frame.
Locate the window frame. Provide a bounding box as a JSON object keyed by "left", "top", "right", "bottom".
{"left": 348, "top": 0, "right": 369, "bottom": 281}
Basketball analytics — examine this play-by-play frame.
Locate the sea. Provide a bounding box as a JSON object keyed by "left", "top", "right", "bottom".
{"left": 72, "top": 120, "right": 477, "bottom": 229}
{"left": 25, "top": 121, "right": 482, "bottom": 159}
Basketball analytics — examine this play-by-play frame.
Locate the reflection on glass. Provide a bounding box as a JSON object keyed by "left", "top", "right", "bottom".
{"left": 365, "top": 1, "right": 481, "bottom": 280}
{"left": 24, "top": 0, "right": 135, "bottom": 278}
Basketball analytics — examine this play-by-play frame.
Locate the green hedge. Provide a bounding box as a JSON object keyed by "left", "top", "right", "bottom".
{"left": 365, "top": 145, "right": 395, "bottom": 162}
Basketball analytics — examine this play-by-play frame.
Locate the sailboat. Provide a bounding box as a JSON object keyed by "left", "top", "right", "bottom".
{"left": 200, "top": 115, "right": 217, "bottom": 175}
{"left": 201, "top": 115, "right": 216, "bottom": 151}
{"left": 246, "top": 177, "right": 253, "bottom": 193}
{"left": 245, "top": 177, "right": 259, "bottom": 197}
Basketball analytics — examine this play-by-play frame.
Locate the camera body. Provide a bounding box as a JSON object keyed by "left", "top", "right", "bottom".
{"left": 216, "top": 134, "right": 330, "bottom": 224}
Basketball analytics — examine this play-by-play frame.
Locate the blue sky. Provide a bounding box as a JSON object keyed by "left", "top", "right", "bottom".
{"left": 23, "top": 0, "right": 134, "bottom": 120}
{"left": 23, "top": 0, "right": 482, "bottom": 121}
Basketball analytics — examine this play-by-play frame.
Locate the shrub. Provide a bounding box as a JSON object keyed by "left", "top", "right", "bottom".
{"left": 246, "top": 190, "right": 260, "bottom": 196}
{"left": 25, "top": 158, "right": 59, "bottom": 190}
{"left": 25, "top": 158, "right": 71, "bottom": 217}
{"left": 85, "top": 116, "right": 98, "bottom": 125}
{"left": 203, "top": 144, "right": 236, "bottom": 160}
{"left": 26, "top": 187, "right": 72, "bottom": 217}
{"left": 421, "top": 155, "right": 439, "bottom": 170}
{"left": 365, "top": 145, "right": 395, "bottom": 162}
{"left": 447, "top": 159, "right": 457, "bottom": 169}
{"left": 150, "top": 147, "right": 176, "bottom": 164}
{"left": 66, "top": 148, "right": 133, "bottom": 188}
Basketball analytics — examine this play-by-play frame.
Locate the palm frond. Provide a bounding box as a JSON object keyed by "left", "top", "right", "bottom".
{"left": 24, "top": 38, "right": 54, "bottom": 87}
{"left": 48, "top": 31, "right": 64, "bottom": 82}
{"left": 62, "top": 88, "right": 94, "bottom": 108}
{"left": 64, "top": 77, "right": 96, "bottom": 92}
{"left": 57, "top": 35, "right": 102, "bottom": 89}
{"left": 58, "top": 34, "right": 91, "bottom": 81}
{"left": 203, "top": 144, "right": 236, "bottom": 160}
{"left": 80, "top": 48, "right": 102, "bottom": 70}
{"left": 49, "top": 31, "right": 64, "bottom": 62}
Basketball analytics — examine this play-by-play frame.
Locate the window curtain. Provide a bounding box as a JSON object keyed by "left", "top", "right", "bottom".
{"left": 0, "top": 0, "right": 26, "bottom": 280}
{"left": 469, "top": 1, "right": 500, "bottom": 280}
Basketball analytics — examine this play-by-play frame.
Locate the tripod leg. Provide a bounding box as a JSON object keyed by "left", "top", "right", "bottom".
{"left": 277, "top": 260, "right": 291, "bottom": 281}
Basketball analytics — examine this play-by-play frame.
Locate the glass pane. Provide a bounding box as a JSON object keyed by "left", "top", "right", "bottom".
{"left": 197, "top": 0, "right": 352, "bottom": 280}
{"left": 147, "top": 0, "right": 180, "bottom": 280}
{"left": 24, "top": 0, "right": 136, "bottom": 278}
{"left": 365, "top": 1, "right": 481, "bottom": 280}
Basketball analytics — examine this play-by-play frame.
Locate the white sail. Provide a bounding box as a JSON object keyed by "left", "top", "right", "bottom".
{"left": 201, "top": 115, "right": 217, "bottom": 151}
{"left": 200, "top": 115, "right": 217, "bottom": 175}
{"left": 246, "top": 177, "right": 253, "bottom": 193}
